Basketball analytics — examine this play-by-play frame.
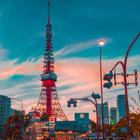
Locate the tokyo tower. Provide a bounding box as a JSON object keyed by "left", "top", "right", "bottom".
{"left": 35, "top": 0, "right": 67, "bottom": 120}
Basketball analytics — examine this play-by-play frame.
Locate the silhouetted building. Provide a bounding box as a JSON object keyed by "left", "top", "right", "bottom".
{"left": 55, "top": 121, "right": 75, "bottom": 131}
{"left": 117, "top": 94, "right": 126, "bottom": 121}
{"left": 0, "top": 95, "right": 11, "bottom": 137}
{"left": 110, "top": 107, "right": 117, "bottom": 125}
{"left": 55, "top": 113, "right": 90, "bottom": 133}
{"left": 97, "top": 103, "right": 102, "bottom": 125}
{"left": 97, "top": 102, "right": 109, "bottom": 125}
{"left": 11, "top": 108, "right": 23, "bottom": 116}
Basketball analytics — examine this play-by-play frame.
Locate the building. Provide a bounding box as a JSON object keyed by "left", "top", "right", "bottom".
{"left": 110, "top": 107, "right": 117, "bottom": 125}
{"left": 55, "top": 113, "right": 90, "bottom": 133}
{"left": 55, "top": 121, "right": 75, "bottom": 131}
{"left": 117, "top": 94, "right": 126, "bottom": 121}
{"left": 97, "top": 102, "right": 109, "bottom": 125}
{"left": 11, "top": 108, "right": 23, "bottom": 116}
{"left": 0, "top": 95, "right": 11, "bottom": 137}
{"left": 75, "top": 113, "right": 90, "bottom": 132}
{"left": 103, "top": 102, "right": 109, "bottom": 124}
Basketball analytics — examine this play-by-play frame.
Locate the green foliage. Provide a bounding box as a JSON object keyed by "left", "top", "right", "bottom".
{"left": 40, "top": 113, "right": 49, "bottom": 121}
{"left": 111, "top": 119, "right": 116, "bottom": 125}
{"left": 4, "top": 114, "right": 24, "bottom": 140}
{"left": 89, "top": 120, "right": 97, "bottom": 132}
{"left": 112, "top": 113, "right": 140, "bottom": 133}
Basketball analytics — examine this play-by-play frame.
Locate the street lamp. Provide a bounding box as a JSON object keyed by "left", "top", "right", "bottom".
{"left": 67, "top": 92, "right": 100, "bottom": 140}
{"left": 98, "top": 39, "right": 105, "bottom": 139}
{"left": 91, "top": 92, "right": 100, "bottom": 139}
{"left": 98, "top": 40, "right": 105, "bottom": 47}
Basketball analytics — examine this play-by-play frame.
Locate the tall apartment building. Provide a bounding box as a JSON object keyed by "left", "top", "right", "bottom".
{"left": 0, "top": 95, "right": 11, "bottom": 137}
{"left": 110, "top": 107, "right": 117, "bottom": 125}
{"left": 97, "top": 102, "right": 109, "bottom": 125}
{"left": 117, "top": 94, "right": 126, "bottom": 121}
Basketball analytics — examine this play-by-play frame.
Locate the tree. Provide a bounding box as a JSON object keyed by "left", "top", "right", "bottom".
{"left": 130, "top": 90, "right": 140, "bottom": 114}
{"left": 40, "top": 113, "right": 49, "bottom": 121}
{"left": 112, "top": 113, "right": 140, "bottom": 139}
{"left": 89, "top": 120, "right": 96, "bottom": 132}
{"left": 4, "top": 114, "right": 32, "bottom": 140}
{"left": 5, "top": 114, "right": 24, "bottom": 140}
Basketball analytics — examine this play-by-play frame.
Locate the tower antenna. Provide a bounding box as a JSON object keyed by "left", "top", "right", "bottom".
{"left": 48, "top": 0, "right": 51, "bottom": 24}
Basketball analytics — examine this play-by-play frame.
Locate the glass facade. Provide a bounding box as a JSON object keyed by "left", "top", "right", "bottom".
{"left": 0, "top": 95, "right": 11, "bottom": 136}
{"left": 55, "top": 113, "right": 90, "bottom": 133}
{"left": 117, "top": 94, "right": 126, "bottom": 121}
{"left": 110, "top": 107, "right": 117, "bottom": 125}
{"left": 97, "top": 102, "right": 109, "bottom": 125}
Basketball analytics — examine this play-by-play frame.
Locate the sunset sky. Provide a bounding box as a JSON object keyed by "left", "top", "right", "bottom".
{"left": 0, "top": 0, "right": 140, "bottom": 120}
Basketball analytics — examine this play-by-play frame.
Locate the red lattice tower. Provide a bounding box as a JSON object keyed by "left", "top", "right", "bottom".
{"left": 35, "top": 0, "right": 67, "bottom": 120}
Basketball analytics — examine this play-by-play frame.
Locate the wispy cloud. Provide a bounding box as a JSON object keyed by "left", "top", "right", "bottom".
{"left": 0, "top": 57, "right": 43, "bottom": 79}
{"left": 55, "top": 38, "right": 111, "bottom": 57}
{"left": 0, "top": 44, "right": 9, "bottom": 59}
{"left": 0, "top": 40, "right": 139, "bottom": 118}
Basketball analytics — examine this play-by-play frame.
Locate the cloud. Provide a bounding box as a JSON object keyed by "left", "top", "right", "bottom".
{"left": 55, "top": 38, "right": 111, "bottom": 57}
{"left": 12, "top": 97, "right": 38, "bottom": 113}
{"left": 0, "top": 57, "right": 43, "bottom": 79}
{"left": 55, "top": 56, "right": 140, "bottom": 120}
{"left": 0, "top": 44, "right": 9, "bottom": 59}
{"left": 0, "top": 40, "right": 139, "bottom": 119}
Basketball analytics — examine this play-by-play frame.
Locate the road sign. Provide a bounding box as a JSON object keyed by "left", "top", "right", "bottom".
{"left": 49, "top": 117, "right": 55, "bottom": 123}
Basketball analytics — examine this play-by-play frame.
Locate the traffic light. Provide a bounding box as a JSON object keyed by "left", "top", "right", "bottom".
{"left": 91, "top": 92, "right": 100, "bottom": 99}
{"left": 73, "top": 100, "right": 77, "bottom": 107}
{"left": 10, "top": 124, "right": 14, "bottom": 128}
{"left": 103, "top": 71, "right": 113, "bottom": 81}
{"left": 103, "top": 71, "right": 113, "bottom": 89}
{"left": 67, "top": 100, "right": 71, "bottom": 107}
{"left": 111, "top": 119, "right": 115, "bottom": 125}
{"left": 67, "top": 99, "right": 77, "bottom": 107}
{"left": 103, "top": 82, "right": 112, "bottom": 89}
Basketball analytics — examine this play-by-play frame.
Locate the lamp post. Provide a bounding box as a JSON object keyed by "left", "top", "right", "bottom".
{"left": 98, "top": 39, "right": 105, "bottom": 139}
{"left": 91, "top": 92, "right": 100, "bottom": 139}
{"left": 103, "top": 33, "right": 140, "bottom": 139}
{"left": 67, "top": 92, "right": 100, "bottom": 140}
{"left": 11, "top": 97, "right": 23, "bottom": 113}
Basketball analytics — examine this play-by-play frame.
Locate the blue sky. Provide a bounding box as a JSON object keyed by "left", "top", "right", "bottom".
{"left": 0, "top": 0, "right": 140, "bottom": 120}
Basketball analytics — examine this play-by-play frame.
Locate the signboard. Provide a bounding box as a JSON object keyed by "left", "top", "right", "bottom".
{"left": 75, "top": 113, "right": 90, "bottom": 132}
{"left": 55, "top": 121, "right": 75, "bottom": 131}
{"left": 49, "top": 117, "right": 55, "bottom": 123}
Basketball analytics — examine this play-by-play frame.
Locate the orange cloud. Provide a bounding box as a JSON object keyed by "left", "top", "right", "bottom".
{"left": 0, "top": 55, "right": 139, "bottom": 120}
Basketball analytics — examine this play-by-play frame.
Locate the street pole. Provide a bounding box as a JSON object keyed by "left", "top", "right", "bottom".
{"left": 98, "top": 40, "right": 105, "bottom": 139}
{"left": 94, "top": 98, "right": 99, "bottom": 139}
{"left": 74, "top": 120, "right": 76, "bottom": 140}
{"left": 123, "top": 32, "right": 140, "bottom": 140}
{"left": 110, "top": 33, "right": 140, "bottom": 140}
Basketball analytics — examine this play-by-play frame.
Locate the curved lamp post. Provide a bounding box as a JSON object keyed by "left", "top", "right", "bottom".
{"left": 67, "top": 92, "right": 100, "bottom": 140}
{"left": 104, "top": 32, "right": 140, "bottom": 139}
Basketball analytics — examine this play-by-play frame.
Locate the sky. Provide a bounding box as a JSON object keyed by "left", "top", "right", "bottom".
{"left": 0, "top": 0, "right": 140, "bottom": 121}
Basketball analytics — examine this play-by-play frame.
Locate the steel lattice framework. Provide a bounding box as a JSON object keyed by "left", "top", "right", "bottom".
{"left": 35, "top": 1, "right": 67, "bottom": 121}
